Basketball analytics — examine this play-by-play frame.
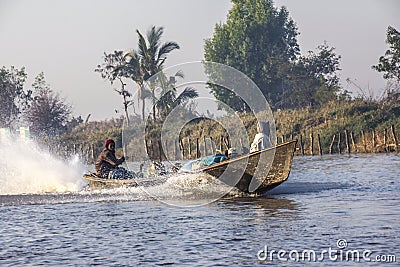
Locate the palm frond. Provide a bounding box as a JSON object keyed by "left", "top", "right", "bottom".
{"left": 147, "top": 26, "right": 164, "bottom": 55}
{"left": 174, "top": 70, "right": 185, "bottom": 79}
{"left": 136, "top": 29, "right": 148, "bottom": 59}
{"left": 157, "top": 41, "right": 180, "bottom": 63}
{"left": 126, "top": 54, "right": 142, "bottom": 78}
{"left": 156, "top": 90, "right": 175, "bottom": 109}
{"left": 175, "top": 87, "right": 198, "bottom": 106}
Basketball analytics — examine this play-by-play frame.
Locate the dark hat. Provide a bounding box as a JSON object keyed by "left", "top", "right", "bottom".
{"left": 105, "top": 139, "right": 115, "bottom": 148}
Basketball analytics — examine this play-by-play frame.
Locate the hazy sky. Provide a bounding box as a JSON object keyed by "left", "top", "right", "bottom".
{"left": 1, "top": 0, "right": 399, "bottom": 121}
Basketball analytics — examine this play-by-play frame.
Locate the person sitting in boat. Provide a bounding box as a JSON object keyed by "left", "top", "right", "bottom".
{"left": 95, "top": 139, "right": 132, "bottom": 179}
{"left": 250, "top": 121, "right": 272, "bottom": 153}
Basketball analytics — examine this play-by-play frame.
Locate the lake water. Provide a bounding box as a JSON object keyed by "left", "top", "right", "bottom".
{"left": 0, "top": 148, "right": 399, "bottom": 266}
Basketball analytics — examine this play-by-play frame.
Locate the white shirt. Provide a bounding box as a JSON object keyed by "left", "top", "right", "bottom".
{"left": 250, "top": 133, "right": 271, "bottom": 153}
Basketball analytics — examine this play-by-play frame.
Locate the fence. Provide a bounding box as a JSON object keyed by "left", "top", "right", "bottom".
{"left": 282, "top": 124, "right": 399, "bottom": 156}
{"left": 60, "top": 124, "right": 399, "bottom": 164}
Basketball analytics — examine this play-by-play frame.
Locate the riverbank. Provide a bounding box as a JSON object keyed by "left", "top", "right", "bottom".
{"left": 274, "top": 99, "right": 399, "bottom": 155}
{"left": 48, "top": 98, "right": 400, "bottom": 162}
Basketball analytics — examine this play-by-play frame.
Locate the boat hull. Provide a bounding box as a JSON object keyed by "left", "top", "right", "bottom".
{"left": 83, "top": 140, "right": 297, "bottom": 194}
{"left": 203, "top": 140, "right": 297, "bottom": 194}
{"left": 82, "top": 174, "right": 137, "bottom": 190}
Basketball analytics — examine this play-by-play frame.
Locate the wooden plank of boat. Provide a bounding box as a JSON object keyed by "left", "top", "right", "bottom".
{"left": 82, "top": 173, "right": 137, "bottom": 190}
{"left": 202, "top": 140, "right": 297, "bottom": 194}
{"left": 82, "top": 173, "right": 168, "bottom": 190}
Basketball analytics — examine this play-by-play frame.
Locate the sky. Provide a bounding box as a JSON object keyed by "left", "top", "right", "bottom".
{"left": 1, "top": 0, "right": 399, "bottom": 121}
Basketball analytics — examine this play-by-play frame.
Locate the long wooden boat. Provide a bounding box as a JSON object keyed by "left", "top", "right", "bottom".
{"left": 82, "top": 173, "right": 138, "bottom": 190}
{"left": 202, "top": 140, "right": 297, "bottom": 194}
{"left": 83, "top": 140, "right": 297, "bottom": 194}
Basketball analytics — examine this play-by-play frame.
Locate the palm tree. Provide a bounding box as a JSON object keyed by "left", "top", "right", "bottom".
{"left": 157, "top": 87, "right": 199, "bottom": 120}
{"left": 155, "top": 71, "right": 198, "bottom": 120}
{"left": 156, "top": 71, "right": 199, "bottom": 120}
{"left": 123, "top": 50, "right": 150, "bottom": 121}
{"left": 122, "top": 26, "right": 180, "bottom": 122}
{"left": 136, "top": 26, "right": 180, "bottom": 121}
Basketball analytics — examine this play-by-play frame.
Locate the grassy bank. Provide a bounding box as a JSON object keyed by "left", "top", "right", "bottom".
{"left": 275, "top": 99, "right": 400, "bottom": 154}
{"left": 54, "top": 98, "right": 399, "bottom": 163}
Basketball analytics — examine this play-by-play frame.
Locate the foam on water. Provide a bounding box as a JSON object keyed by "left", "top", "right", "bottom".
{"left": 150, "top": 172, "right": 239, "bottom": 198}
{"left": 82, "top": 172, "right": 241, "bottom": 205}
{"left": 0, "top": 136, "right": 240, "bottom": 203}
{"left": 0, "top": 134, "right": 240, "bottom": 204}
{"left": 1, "top": 136, "right": 349, "bottom": 204}
{"left": 0, "top": 137, "right": 86, "bottom": 195}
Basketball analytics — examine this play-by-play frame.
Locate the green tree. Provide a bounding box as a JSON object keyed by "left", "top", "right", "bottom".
{"left": 135, "top": 26, "right": 180, "bottom": 121}
{"left": 107, "top": 26, "right": 181, "bottom": 122}
{"left": 204, "top": 0, "right": 300, "bottom": 110}
{"left": 95, "top": 51, "right": 135, "bottom": 124}
{"left": 286, "top": 43, "right": 342, "bottom": 108}
{"left": 0, "top": 66, "right": 30, "bottom": 128}
{"left": 372, "top": 26, "right": 400, "bottom": 81}
{"left": 24, "top": 73, "right": 72, "bottom": 137}
{"left": 123, "top": 50, "right": 152, "bottom": 121}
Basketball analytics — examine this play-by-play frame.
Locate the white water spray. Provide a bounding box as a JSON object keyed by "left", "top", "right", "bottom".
{"left": 0, "top": 137, "right": 86, "bottom": 195}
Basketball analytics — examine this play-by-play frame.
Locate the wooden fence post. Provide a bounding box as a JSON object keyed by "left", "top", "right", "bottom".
{"left": 384, "top": 128, "right": 388, "bottom": 152}
{"left": 224, "top": 135, "right": 230, "bottom": 149}
{"left": 391, "top": 125, "right": 398, "bottom": 153}
{"left": 210, "top": 137, "right": 216, "bottom": 154}
{"left": 345, "top": 129, "right": 350, "bottom": 154}
{"left": 91, "top": 143, "right": 94, "bottom": 161}
{"left": 179, "top": 138, "right": 184, "bottom": 160}
{"left": 317, "top": 134, "right": 322, "bottom": 156}
{"left": 361, "top": 130, "right": 367, "bottom": 153}
{"left": 300, "top": 134, "right": 304, "bottom": 155}
{"left": 188, "top": 138, "right": 192, "bottom": 159}
{"left": 310, "top": 131, "right": 314, "bottom": 156}
{"left": 372, "top": 130, "right": 376, "bottom": 152}
{"left": 203, "top": 136, "right": 207, "bottom": 156}
{"left": 350, "top": 131, "right": 356, "bottom": 152}
{"left": 337, "top": 132, "right": 342, "bottom": 154}
{"left": 196, "top": 138, "right": 200, "bottom": 158}
{"left": 329, "top": 134, "right": 336, "bottom": 154}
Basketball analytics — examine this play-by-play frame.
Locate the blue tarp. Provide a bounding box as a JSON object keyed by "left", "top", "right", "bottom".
{"left": 180, "top": 154, "right": 227, "bottom": 172}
